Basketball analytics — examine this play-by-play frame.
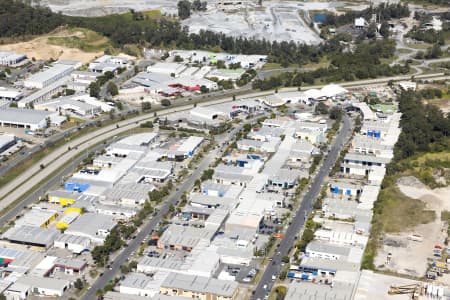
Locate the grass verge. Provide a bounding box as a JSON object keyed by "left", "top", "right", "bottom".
{"left": 47, "top": 27, "right": 113, "bottom": 52}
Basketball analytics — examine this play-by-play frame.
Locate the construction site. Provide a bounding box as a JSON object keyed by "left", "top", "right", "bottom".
{"left": 40, "top": 0, "right": 373, "bottom": 44}
{"left": 374, "top": 176, "right": 450, "bottom": 284}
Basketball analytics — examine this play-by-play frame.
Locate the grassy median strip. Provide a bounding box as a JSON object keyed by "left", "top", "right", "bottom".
{"left": 0, "top": 126, "right": 153, "bottom": 221}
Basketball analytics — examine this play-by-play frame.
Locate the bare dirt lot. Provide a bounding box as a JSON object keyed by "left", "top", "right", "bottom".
{"left": 0, "top": 29, "right": 104, "bottom": 64}
{"left": 355, "top": 270, "right": 424, "bottom": 300}
{"left": 375, "top": 176, "right": 450, "bottom": 278}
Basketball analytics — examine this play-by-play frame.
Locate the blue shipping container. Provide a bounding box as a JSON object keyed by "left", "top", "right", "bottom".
{"left": 287, "top": 272, "right": 296, "bottom": 278}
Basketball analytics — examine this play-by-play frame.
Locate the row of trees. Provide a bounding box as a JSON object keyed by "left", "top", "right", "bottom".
{"left": 406, "top": 27, "right": 446, "bottom": 45}
{"left": 415, "top": 43, "right": 444, "bottom": 59}
{"left": 177, "top": 0, "right": 207, "bottom": 20}
{"left": 253, "top": 40, "right": 409, "bottom": 90}
{"left": 321, "top": 3, "right": 410, "bottom": 27}
{"left": 392, "top": 90, "right": 450, "bottom": 162}
{"left": 418, "top": 87, "right": 444, "bottom": 99}
{"left": 0, "top": 0, "right": 65, "bottom": 37}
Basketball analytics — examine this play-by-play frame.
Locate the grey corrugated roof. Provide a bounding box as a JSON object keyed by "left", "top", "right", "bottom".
{"left": 161, "top": 273, "right": 238, "bottom": 297}
{"left": 2, "top": 226, "right": 59, "bottom": 247}
{"left": 306, "top": 240, "right": 352, "bottom": 257}
{"left": 0, "top": 108, "right": 53, "bottom": 124}
{"left": 26, "top": 64, "right": 73, "bottom": 84}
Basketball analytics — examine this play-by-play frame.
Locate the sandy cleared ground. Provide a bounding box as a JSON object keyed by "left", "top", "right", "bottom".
{"left": 375, "top": 176, "right": 450, "bottom": 278}
{"left": 183, "top": 2, "right": 323, "bottom": 44}
{"left": 355, "top": 270, "right": 424, "bottom": 300}
{"left": 0, "top": 30, "right": 103, "bottom": 64}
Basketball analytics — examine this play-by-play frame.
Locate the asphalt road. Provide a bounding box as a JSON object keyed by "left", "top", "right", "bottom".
{"left": 82, "top": 124, "right": 243, "bottom": 300}
{"left": 253, "top": 114, "right": 353, "bottom": 300}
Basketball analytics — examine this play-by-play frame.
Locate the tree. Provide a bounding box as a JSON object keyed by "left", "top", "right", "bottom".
{"left": 95, "top": 289, "right": 104, "bottom": 300}
{"left": 216, "top": 60, "right": 226, "bottom": 69}
{"left": 65, "top": 88, "right": 75, "bottom": 96}
{"left": 315, "top": 102, "right": 328, "bottom": 115}
{"left": 9, "top": 102, "right": 18, "bottom": 108}
{"left": 177, "top": 0, "right": 191, "bottom": 19}
{"left": 109, "top": 109, "right": 116, "bottom": 120}
{"left": 161, "top": 99, "right": 171, "bottom": 107}
{"left": 192, "top": 0, "right": 207, "bottom": 11}
{"left": 89, "top": 82, "right": 100, "bottom": 98}
{"left": 201, "top": 169, "right": 214, "bottom": 181}
{"left": 366, "top": 22, "right": 377, "bottom": 39}
{"left": 329, "top": 107, "right": 342, "bottom": 120}
{"left": 129, "top": 261, "right": 138, "bottom": 270}
{"left": 194, "top": 179, "right": 201, "bottom": 188}
{"left": 379, "top": 21, "right": 390, "bottom": 38}
{"left": 107, "top": 82, "right": 119, "bottom": 96}
{"left": 425, "top": 44, "right": 443, "bottom": 59}
{"left": 120, "top": 264, "right": 130, "bottom": 274}
{"left": 275, "top": 286, "right": 287, "bottom": 300}
{"left": 141, "top": 102, "right": 152, "bottom": 111}
{"left": 74, "top": 278, "right": 84, "bottom": 290}
{"left": 140, "top": 121, "right": 153, "bottom": 128}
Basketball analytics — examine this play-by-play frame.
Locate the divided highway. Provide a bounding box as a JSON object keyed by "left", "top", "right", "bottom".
{"left": 253, "top": 115, "right": 353, "bottom": 300}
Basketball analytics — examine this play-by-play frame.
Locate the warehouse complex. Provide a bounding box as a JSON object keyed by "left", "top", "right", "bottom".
{"left": 0, "top": 26, "right": 443, "bottom": 300}
{"left": 281, "top": 91, "right": 406, "bottom": 299}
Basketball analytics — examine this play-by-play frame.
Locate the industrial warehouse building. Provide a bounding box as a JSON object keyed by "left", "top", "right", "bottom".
{"left": 147, "top": 62, "right": 187, "bottom": 77}
{"left": 18, "top": 77, "right": 69, "bottom": 108}
{"left": 24, "top": 64, "right": 74, "bottom": 89}
{"left": 0, "top": 50, "right": 27, "bottom": 66}
{"left": 2, "top": 225, "right": 60, "bottom": 249}
{"left": 0, "top": 108, "right": 57, "bottom": 130}
{"left": 0, "top": 87, "right": 23, "bottom": 101}
{"left": 54, "top": 234, "right": 91, "bottom": 254}
{"left": 160, "top": 273, "right": 239, "bottom": 300}
{"left": 34, "top": 94, "right": 113, "bottom": 117}
{"left": 88, "top": 55, "right": 131, "bottom": 73}
{"left": 65, "top": 213, "right": 117, "bottom": 244}
{"left": 14, "top": 276, "right": 70, "bottom": 297}
{"left": 0, "top": 134, "right": 16, "bottom": 153}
